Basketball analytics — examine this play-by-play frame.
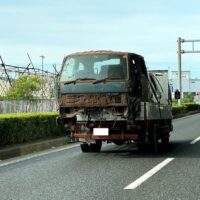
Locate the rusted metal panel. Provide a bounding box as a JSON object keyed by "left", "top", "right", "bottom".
{"left": 59, "top": 93, "right": 127, "bottom": 107}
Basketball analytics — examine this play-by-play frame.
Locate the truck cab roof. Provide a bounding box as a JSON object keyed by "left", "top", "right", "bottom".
{"left": 64, "top": 50, "right": 144, "bottom": 59}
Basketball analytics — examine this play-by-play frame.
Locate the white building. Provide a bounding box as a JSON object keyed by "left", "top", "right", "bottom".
{"left": 169, "top": 71, "right": 200, "bottom": 102}
{"left": 170, "top": 71, "right": 200, "bottom": 93}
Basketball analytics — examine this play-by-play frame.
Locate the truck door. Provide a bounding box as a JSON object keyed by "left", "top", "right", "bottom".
{"left": 138, "top": 57, "right": 150, "bottom": 101}
{"left": 128, "top": 55, "right": 141, "bottom": 98}
{"left": 128, "top": 55, "right": 149, "bottom": 101}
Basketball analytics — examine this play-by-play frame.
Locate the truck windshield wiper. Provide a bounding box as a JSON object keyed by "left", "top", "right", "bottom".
{"left": 63, "top": 78, "right": 96, "bottom": 85}
{"left": 93, "top": 76, "right": 121, "bottom": 84}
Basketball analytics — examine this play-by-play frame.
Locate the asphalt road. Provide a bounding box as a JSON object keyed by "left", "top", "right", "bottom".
{"left": 1, "top": 114, "right": 200, "bottom": 200}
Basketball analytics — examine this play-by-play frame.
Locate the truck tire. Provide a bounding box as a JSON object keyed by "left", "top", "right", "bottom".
{"left": 161, "top": 120, "right": 171, "bottom": 148}
{"left": 80, "top": 143, "right": 91, "bottom": 153}
{"left": 148, "top": 124, "right": 159, "bottom": 153}
{"left": 161, "top": 136, "right": 169, "bottom": 147}
{"left": 90, "top": 141, "right": 102, "bottom": 152}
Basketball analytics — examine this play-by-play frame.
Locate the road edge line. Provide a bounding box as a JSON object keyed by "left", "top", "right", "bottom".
{"left": 0, "top": 143, "right": 80, "bottom": 168}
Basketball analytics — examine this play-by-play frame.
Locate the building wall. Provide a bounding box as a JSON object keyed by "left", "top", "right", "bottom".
{"left": 170, "top": 71, "right": 200, "bottom": 102}
{"left": 190, "top": 79, "right": 200, "bottom": 93}
{"left": 171, "top": 71, "right": 191, "bottom": 92}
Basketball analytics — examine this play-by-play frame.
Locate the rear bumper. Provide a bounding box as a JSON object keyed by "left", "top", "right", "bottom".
{"left": 74, "top": 133, "right": 140, "bottom": 141}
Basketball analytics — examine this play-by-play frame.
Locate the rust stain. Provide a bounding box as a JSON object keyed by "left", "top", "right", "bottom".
{"left": 60, "top": 93, "right": 127, "bottom": 107}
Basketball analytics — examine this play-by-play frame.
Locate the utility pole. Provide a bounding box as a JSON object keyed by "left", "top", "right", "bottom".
{"left": 177, "top": 37, "right": 200, "bottom": 106}
{"left": 40, "top": 55, "right": 45, "bottom": 111}
{"left": 177, "top": 37, "right": 182, "bottom": 106}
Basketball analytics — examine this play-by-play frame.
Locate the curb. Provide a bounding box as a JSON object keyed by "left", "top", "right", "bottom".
{"left": 0, "top": 137, "right": 74, "bottom": 160}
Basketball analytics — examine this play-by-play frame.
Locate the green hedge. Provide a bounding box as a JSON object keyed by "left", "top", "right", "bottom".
{"left": 172, "top": 106, "right": 186, "bottom": 116}
{"left": 0, "top": 112, "right": 66, "bottom": 146}
{"left": 184, "top": 103, "right": 200, "bottom": 112}
{"left": 1, "top": 104, "right": 200, "bottom": 146}
{"left": 172, "top": 103, "right": 200, "bottom": 116}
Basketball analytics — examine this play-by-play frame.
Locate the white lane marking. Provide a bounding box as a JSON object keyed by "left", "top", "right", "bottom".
{"left": 0, "top": 143, "right": 80, "bottom": 168}
{"left": 124, "top": 158, "right": 174, "bottom": 190}
{"left": 190, "top": 136, "right": 200, "bottom": 144}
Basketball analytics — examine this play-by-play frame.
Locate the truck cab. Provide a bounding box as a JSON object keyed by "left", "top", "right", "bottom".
{"left": 57, "top": 51, "right": 172, "bottom": 152}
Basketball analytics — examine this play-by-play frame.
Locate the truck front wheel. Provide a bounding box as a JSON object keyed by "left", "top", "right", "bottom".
{"left": 80, "top": 141, "right": 102, "bottom": 153}
{"left": 80, "top": 143, "right": 91, "bottom": 153}
{"left": 90, "top": 141, "right": 102, "bottom": 152}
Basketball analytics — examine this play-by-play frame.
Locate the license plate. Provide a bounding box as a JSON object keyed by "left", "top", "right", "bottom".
{"left": 93, "top": 128, "right": 109, "bottom": 136}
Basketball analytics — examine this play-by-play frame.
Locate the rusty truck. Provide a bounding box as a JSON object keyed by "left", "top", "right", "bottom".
{"left": 56, "top": 51, "right": 173, "bottom": 152}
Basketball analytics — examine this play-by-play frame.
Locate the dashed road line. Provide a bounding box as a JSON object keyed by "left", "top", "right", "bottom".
{"left": 190, "top": 136, "right": 200, "bottom": 144}
{"left": 124, "top": 158, "right": 174, "bottom": 190}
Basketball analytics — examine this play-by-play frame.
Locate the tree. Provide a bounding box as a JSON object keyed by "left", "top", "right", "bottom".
{"left": 0, "top": 95, "right": 5, "bottom": 100}
{"left": 183, "top": 92, "right": 194, "bottom": 103}
{"left": 6, "top": 75, "right": 43, "bottom": 100}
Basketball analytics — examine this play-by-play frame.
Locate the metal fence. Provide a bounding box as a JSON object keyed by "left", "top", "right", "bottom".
{"left": 0, "top": 99, "right": 58, "bottom": 113}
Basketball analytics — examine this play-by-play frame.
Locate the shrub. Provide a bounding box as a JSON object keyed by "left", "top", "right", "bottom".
{"left": 5, "top": 75, "right": 43, "bottom": 100}
{"left": 172, "top": 103, "right": 200, "bottom": 116}
{"left": 184, "top": 103, "right": 200, "bottom": 112}
{"left": 0, "top": 112, "right": 66, "bottom": 146}
{"left": 172, "top": 106, "right": 187, "bottom": 116}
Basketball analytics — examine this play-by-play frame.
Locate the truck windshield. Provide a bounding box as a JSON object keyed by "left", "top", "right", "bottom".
{"left": 60, "top": 54, "right": 127, "bottom": 82}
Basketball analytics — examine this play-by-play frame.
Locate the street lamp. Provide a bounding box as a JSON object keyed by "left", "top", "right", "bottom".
{"left": 177, "top": 37, "right": 182, "bottom": 106}
{"left": 40, "top": 55, "right": 45, "bottom": 111}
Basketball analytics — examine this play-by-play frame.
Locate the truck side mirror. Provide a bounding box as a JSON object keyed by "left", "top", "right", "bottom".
{"left": 175, "top": 90, "right": 181, "bottom": 99}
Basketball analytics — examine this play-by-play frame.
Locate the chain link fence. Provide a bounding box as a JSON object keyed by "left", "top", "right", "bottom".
{"left": 0, "top": 99, "right": 58, "bottom": 113}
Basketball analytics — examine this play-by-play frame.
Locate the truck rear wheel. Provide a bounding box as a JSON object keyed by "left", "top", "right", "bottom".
{"left": 148, "top": 124, "right": 159, "bottom": 153}
{"left": 161, "top": 136, "right": 169, "bottom": 147}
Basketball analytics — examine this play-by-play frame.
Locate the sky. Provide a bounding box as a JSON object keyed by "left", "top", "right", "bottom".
{"left": 1, "top": 0, "right": 200, "bottom": 77}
